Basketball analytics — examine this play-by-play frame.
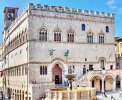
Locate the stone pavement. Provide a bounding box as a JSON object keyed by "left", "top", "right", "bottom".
{"left": 97, "top": 91, "right": 122, "bottom": 100}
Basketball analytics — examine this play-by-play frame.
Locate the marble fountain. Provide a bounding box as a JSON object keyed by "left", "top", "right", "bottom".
{"left": 45, "top": 69, "right": 96, "bottom": 100}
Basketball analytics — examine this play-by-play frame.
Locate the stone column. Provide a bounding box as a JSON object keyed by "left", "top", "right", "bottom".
{"left": 74, "top": 91, "right": 77, "bottom": 100}
{"left": 113, "top": 79, "right": 116, "bottom": 91}
{"left": 54, "top": 92, "right": 58, "bottom": 99}
{"left": 102, "top": 78, "right": 104, "bottom": 92}
{"left": 68, "top": 91, "right": 70, "bottom": 100}
{"left": 89, "top": 80, "right": 92, "bottom": 87}
{"left": 59, "top": 92, "right": 62, "bottom": 100}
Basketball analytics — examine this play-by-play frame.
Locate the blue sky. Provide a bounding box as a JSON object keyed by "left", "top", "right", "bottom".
{"left": 0, "top": 0, "right": 122, "bottom": 42}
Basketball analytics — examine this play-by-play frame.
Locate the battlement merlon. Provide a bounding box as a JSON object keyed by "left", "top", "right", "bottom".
{"left": 27, "top": 3, "right": 115, "bottom": 18}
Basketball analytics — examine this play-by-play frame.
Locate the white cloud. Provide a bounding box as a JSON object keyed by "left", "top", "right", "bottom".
{"left": 107, "top": 0, "right": 115, "bottom": 5}
{"left": 106, "top": 0, "right": 116, "bottom": 9}
{"left": 106, "top": 0, "right": 122, "bottom": 14}
{"left": 111, "top": 5, "right": 117, "bottom": 9}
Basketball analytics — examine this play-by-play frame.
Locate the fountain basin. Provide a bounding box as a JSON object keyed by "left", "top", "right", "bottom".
{"left": 65, "top": 74, "right": 76, "bottom": 80}
{"left": 45, "top": 87, "right": 96, "bottom": 100}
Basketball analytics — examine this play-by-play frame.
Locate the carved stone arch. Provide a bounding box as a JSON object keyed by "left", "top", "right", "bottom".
{"left": 97, "top": 30, "right": 105, "bottom": 41}
{"left": 97, "top": 30, "right": 104, "bottom": 35}
{"left": 104, "top": 73, "right": 115, "bottom": 80}
{"left": 99, "top": 32, "right": 104, "bottom": 37}
{"left": 38, "top": 25, "right": 48, "bottom": 40}
{"left": 54, "top": 27, "right": 62, "bottom": 41}
{"left": 87, "top": 32, "right": 93, "bottom": 37}
{"left": 67, "top": 27, "right": 75, "bottom": 34}
{"left": 98, "top": 30, "right": 106, "bottom": 38}
{"left": 98, "top": 57, "right": 106, "bottom": 63}
{"left": 91, "top": 75, "right": 103, "bottom": 92}
{"left": 67, "top": 27, "right": 75, "bottom": 42}
{"left": 86, "top": 29, "right": 94, "bottom": 43}
{"left": 54, "top": 27, "right": 62, "bottom": 33}
{"left": 39, "top": 25, "right": 48, "bottom": 31}
{"left": 51, "top": 58, "right": 66, "bottom": 84}
{"left": 51, "top": 57, "right": 65, "bottom": 63}
{"left": 91, "top": 74, "right": 103, "bottom": 80}
{"left": 87, "top": 28, "right": 94, "bottom": 34}
{"left": 37, "top": 23, "right": 47, "bottom": 33}
{"left": 87, "top": 30, "right": 93, "bottom": 36}
{"left": 104, "top": 74, "right": 115, "bottom": 91}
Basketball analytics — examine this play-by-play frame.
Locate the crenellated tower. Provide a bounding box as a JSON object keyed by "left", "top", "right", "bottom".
{"left": 4, "top": 7, "right": 18, "bottom": 30}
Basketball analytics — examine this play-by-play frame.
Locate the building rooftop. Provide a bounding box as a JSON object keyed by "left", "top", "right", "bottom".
{"left": 115, "top": 37, "right": 122, "bottom": 41}
{"left": 27, "top": 3, "right": 115, "bottom": 18}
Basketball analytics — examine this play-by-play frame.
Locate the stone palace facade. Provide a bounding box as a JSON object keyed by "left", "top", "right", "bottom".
{"left": 0, "top": 3, "right": 121, "bottom": 100}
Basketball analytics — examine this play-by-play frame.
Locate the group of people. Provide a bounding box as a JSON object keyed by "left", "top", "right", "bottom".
{"left": 0, "top": 91, "right": 5, "bottom": 100}
{"left": 101, "top": 91, "right": 122, "bottom": 100}
{"left": 64, "top": 80, "right": 70, "bottom": 87}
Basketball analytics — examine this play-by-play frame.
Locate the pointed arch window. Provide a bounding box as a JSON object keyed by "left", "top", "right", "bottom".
{"left": 100, "top": 59, "right": 105, "bottom": 70}
{"left": 106, "top": 26, "right": 109, "bottom": 33}
{"left": 87, "top": 33, "right": 93, "bottom": 43}
{"left": 54, "top": 28, "right": 61, "bottom": 41}
{"left": 67, "top": 29, "right": 74, "bottom": 42}
{"left": 39, "top": 28, "right": 47, "bottom": 41}
{"left": 99, "top": 33, "right": 104, "bottom": 44}
{"left": 82, "top": 24, "right": 85, "bottom": 31}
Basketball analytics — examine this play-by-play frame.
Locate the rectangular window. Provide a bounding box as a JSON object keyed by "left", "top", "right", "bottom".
{"left": 110, "top": 65, "right": 113, "bottom": 70}
{"left": 40, "top": 66, "right": 47, "bottom": 75}
{"left": 40, "top": 66, "right": 42, "bottom": 75}
{"left": 89, "top": 65, "right": 93, "bottom": 70}
{"left": 45, "top": 66, "right": 47, "bottom": 75}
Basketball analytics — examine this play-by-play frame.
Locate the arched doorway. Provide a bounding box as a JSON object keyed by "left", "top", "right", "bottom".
{"left": 83, "top": 66, "right": 86, "bottom": 74}
{"left": 116, "top": 75, "right": 121, "bottom": 89}
{"left": 104, "top": 75, "right": 113, "bottom": 91}
{"left": 91, "top": 76, "right": 102, "bottom": 92}
{"left": 52, "top": 64, "right": 62, "bottom": 84}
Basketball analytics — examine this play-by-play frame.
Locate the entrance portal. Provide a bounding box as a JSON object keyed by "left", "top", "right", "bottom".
{"left": 116, "top": 75, "right": 121, "bottom": 89}
{"left": 55, "top": 75, "right": 59, "bottom": 84}
{"left": 53, "top": 64, "right": 62, "bottom": 84}
{"left": 91, "top": 76, "right": 102, "bottom": 92}
{"left": 104, "top": 75, "right": 113, "bottom": 91}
